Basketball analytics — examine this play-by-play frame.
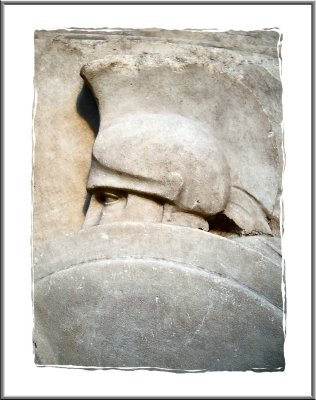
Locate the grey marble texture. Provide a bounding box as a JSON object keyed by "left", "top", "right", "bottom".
{"left": 33, "top": 28, "right": 284, "bottom": 371}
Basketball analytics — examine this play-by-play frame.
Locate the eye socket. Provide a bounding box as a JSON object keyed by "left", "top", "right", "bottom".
{"left": 95, "top": 191, "right": 120, "bottom": 205}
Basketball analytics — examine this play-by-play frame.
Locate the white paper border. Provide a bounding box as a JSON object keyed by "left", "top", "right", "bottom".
{"left": 3, "top": 2, "right": 313, "bottom": 397}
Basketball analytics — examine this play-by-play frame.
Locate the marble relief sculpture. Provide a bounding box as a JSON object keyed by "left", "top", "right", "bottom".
{"left": 33, "top": 30, "right": 284, "bottom": 371}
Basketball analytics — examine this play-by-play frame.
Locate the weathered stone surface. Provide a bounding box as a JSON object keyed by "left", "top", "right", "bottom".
{"left": 33, "top": 28, "right": 283, "bottom": 242}
{"left": 34, "top": 223, "right": 283, "bottom": 308}
{"left": 34, "top": 223, "right": 284, "bottom": 370}
{"left": 33, "top": 29, "right": 284, "bottom": 371}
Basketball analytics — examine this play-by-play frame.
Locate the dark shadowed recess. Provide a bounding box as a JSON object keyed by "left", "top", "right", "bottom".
{"left": 82, "top": 193, "right": 92, "bottom": 216}
{"left": 77, "top": 83, "right": 100, "bottom": 215}
{"left": 208, "top": 213, "right": 242, "bottom": 236}
{"left": 76, "top": 83, "right": 100, "bottom": 137}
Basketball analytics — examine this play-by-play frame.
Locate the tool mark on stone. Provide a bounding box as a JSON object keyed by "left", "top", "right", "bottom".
{"left": 194, "top": 303, "right": 213, "bottom": 335}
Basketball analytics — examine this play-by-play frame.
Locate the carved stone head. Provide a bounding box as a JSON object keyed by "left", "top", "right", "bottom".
{"left": 81, "top": 55, "right": 273, "bottom": 235}
{"left": 84, "top": 112, "right": 230, "bottom": 230}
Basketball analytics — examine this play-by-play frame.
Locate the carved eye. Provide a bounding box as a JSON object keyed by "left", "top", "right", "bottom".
{"left": 95, "top": 191, "right": 120, "bottom": 205}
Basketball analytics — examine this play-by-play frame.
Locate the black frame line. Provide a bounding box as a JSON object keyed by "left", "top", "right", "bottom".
{"left": 1, "top": 1, "right": 315, "bottom": 4}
